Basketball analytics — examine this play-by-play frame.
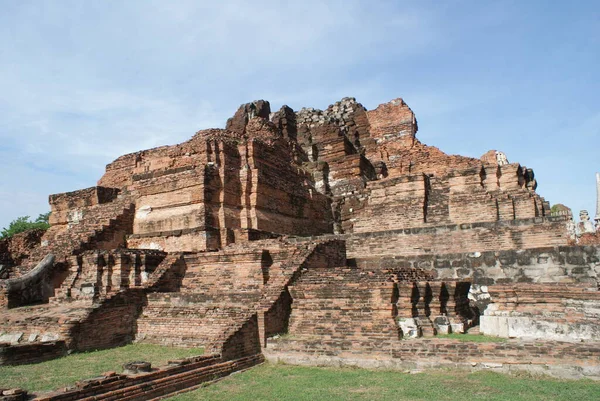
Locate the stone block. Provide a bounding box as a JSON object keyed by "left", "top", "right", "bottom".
{"left": 398, "top": 318, "right": 421, "bottom": 338}
{"left": 0, "top": 333, "right": 22, "bottom": 345}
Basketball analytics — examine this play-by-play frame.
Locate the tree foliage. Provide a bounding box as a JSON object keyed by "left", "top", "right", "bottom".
{"left": 0, "top": 213, "right": 51, "bottom": 240}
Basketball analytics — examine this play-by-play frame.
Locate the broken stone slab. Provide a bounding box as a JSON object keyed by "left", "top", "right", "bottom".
{"left": 0, "top": 332, "right": 23, "bottom": 344}
{"left": 436, "top": 324, "right": 451, "bottom": 335}
{"left": 40, "top": 333, "right": 59, "bottom": 342}
{"left": 80, "top": 284, "right": 95, "bottom": 296}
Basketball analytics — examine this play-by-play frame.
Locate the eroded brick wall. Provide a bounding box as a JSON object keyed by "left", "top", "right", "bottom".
{"left": 68, "top": 289, "right": 147, "bottom": 351}
{"left": 55, "top": 250, "right": 166, "bottom": 301}
{"left": 340, "top": 166, "right": 551, "bottom": 235}
{"left": 481, "top": 283, "right": 600, "bottom": 341}
{"left": 353, "top": 245, "right": 600, "bottom": 286}
{"left": 287, "top": 268, "right": 401, "bottom": 344}
{"left": 135, "top": 240, "right": 342, "bottom": 350}
{"left": 0, "top": 341, "right": 67, "bottom": 366}
{"left": 0, "top": 230, "right": 45, "bottom": 278}
{"left": 345, "top": 217, "right": 569, "bottom": 258}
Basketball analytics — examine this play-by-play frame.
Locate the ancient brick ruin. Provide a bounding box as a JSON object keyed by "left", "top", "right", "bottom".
{"left": 1, "top": 97, "right": 599, "bottom": 399}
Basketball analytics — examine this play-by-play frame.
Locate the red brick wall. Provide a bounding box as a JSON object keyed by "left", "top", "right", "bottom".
{"left": 345, "top": 217, "right": 569, "bottom": 258}
{"left": 353, "top": 245, "right": 600, "bottom": 287}
{"left": 0, "top": 341, "right": 66, "bottom": 366}
{"left": 69, "top": 289, "right": 147, "bottom": 351}
{"left": 266, "top": 336, "right": 600, "bottom": 375}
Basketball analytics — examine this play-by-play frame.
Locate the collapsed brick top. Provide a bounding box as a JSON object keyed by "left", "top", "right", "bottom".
{"left": 96, "top": 96, "right": 542, "bottom": 200}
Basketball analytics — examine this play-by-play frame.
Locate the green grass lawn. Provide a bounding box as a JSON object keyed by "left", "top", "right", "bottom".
{"left": 0, "top": 343, "right": 203, "bottom": 392}
{"left": 434, "top": 333, "right": 508, "bottom": 342}
{"left": 168, "top": 363, "right": 600, "bottom": 401}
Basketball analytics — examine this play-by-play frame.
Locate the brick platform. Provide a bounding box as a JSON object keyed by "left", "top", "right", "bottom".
{"left": 265, "top": 337, "right": 600, "bottom": 380}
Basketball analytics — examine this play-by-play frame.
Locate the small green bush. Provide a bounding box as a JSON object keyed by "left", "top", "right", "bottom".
{"left": 0, "top": 213, "right": 50, "bottom": 240}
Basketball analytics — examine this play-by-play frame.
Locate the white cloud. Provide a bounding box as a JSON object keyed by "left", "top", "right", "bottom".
{"left": 0, "top": 1, "right": 440, "bottom": 228}
{"left": 0, "top": 1, "right": 598, "bottom": 229}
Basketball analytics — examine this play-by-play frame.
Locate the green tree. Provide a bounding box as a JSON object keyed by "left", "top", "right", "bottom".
{"left": 0, "top": 213, "right": 51, "bottom": 240}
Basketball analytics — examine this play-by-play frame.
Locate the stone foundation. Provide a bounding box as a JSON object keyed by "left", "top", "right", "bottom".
{"left": 265, "top": 337, "right": 600, "bottom": 380}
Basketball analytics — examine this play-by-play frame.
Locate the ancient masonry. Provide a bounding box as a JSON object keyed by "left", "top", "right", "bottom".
{"left": 1, "top": 97, "right": 599, "bottom": 400}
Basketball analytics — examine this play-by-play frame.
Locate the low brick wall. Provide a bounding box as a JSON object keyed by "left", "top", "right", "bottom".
{"left": 27, "top": 353, "right": 264, "bottom": 401}
{"left": 265, "top": 337, "right": 600, "bottom": 380}
{"left": 0, "top": 289, "right": 149, "bottom": 366}
{"left": 0, "top": 341, "right": 67, "bottom": 366}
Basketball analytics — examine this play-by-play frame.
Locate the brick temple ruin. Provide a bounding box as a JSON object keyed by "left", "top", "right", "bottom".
{"left": 0, "top": 97, "right": 599, "bottom": 400}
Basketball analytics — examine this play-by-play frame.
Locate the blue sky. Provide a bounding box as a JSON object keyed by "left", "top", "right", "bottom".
{"left": 0, "top": 0, "right": 598, "bottom": 229}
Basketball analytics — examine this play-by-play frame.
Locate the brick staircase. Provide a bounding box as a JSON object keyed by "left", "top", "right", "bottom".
{"left": 135, "top": 240, "right": 344, "bottom": 352}
{"left": 24, "top": 195, "right": 136, "bottom": 270}
{"left": 0, "top": 196, "right": 137, "bottom": 309}
{"left": 136, "top": 293, "right": 253, "bottom": 348}
{"left": 136, "top": 245, "right": 276, "bottom": 348}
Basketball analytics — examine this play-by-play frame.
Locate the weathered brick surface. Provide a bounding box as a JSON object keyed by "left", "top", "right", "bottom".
{"left": 0, "top": 195, "right": 137, "bottom": 308}
{"left": 0, "top": 255, "right": 59, "bottom": 308}
{"left": 98, "top": 114, "right": 333, "bottom": 253}
{"left": 0, "top": 229, "right": 45, "bottom": 278}
{"left": 0, "top": 250, "right": 168, "bottom": 359}
{"left": 283, "top": 264, "right": 472, "bottom": 344}
{"left": 54, "top": 249, "right": 166, "bottom": 301}
{"left": 69, "top": 289, "right": 149, "bottom": 351}
{"left": 0, "top": 289, "right": 149, "bottom": 355}
{"left": 579, "top": 232, "right": 600, "bottom": 245}
{"left": 353, "top": 245, "right": 600, "bottom": 287}
{"left": 481, "top": 283, "right": 600, "bottom": 341}
{"left": 1, "top": 96, "right": 598, "bottom": 397}
{"left": 344, "top": 217, "right": 569, "bottom": 257}
{"left": 0, "top": 341, "right": 67, "bottom": 366}
{"left": 135, "top": 239, "right": 346, "bottom": 351}
{"left": 287, "top": 269, "right": 401, "bottom": 343}
{"left": 265, "top": 336, "right": 600, "bottom": 377}
{"left": 48, "top": 187, "right": 120, "bottom": 226}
